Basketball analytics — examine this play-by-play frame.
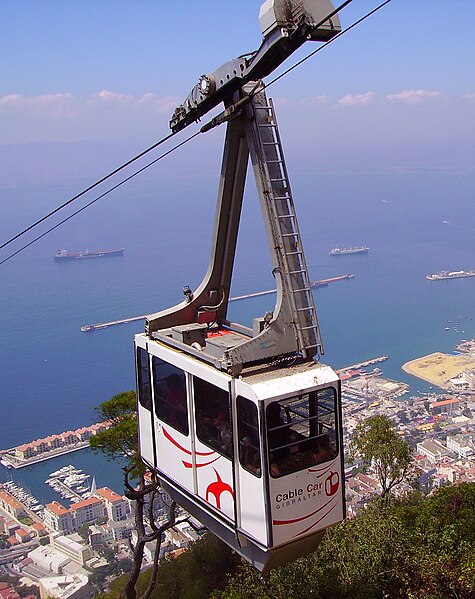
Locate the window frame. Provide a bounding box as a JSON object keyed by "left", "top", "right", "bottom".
{"left": 152, "top": 357, "right": 189, "bottom": 436}
{"left": 237, "top": 396, "right": 262, "bottom": 478}
{"left": 193, "top": 376, "right": 233, "bottom": 460}
{"left": 266, "top": 387, "right": 338, "bottom": 478}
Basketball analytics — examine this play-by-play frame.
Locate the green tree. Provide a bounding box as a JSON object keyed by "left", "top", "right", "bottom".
{"left": 215, "top": 484, "right": 475, "bottom": 599}
{"left": 350, "top": 415, "right": 412, "bottom": 498}
{"left": 90, "top": 390, "right": 179, "bottom": 599}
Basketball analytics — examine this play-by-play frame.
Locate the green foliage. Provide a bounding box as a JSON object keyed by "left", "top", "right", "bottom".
{"left": 90, "top": 390, "right": 144, "bottom": 476}
{"left": 104, "top": 534, "right": 239, "bottom": 599}
{"left": 350, "top": 414, "right": 412, "bottom": 497}
{"left": 215, "top": 483, "right": 475, "bottom": 599}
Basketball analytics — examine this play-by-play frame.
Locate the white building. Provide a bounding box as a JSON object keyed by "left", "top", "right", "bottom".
{"left": 94, "top": 487, "right": 129, "bottom": 522}
{"left": 39, "top": 574, "right": 91, "bottom": 599}
{"left": 416, "top": 439, "right": 451, "bottom": 463}
{"left": 446, "top": 434, "right": 475, "bottom": 458}
{"left": 51, "top": 533, "right": 94, "bottom": 567}
{"left": 28, "top": 545, "right": 70, "bottom": 575}
{"left": 44, "top": 502, "right": 75, "bottom": 534}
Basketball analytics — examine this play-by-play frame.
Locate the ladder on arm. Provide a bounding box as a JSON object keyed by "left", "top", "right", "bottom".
{"left": 251, "top": 94, "right": 322, "bottom": 358}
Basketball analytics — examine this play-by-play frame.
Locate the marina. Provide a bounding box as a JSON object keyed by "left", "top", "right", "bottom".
{"left": 1, "top": 480, "right": 44, "bottom": 513}
{"left": 45, "top": 465, "right": 92, "bottom": 501}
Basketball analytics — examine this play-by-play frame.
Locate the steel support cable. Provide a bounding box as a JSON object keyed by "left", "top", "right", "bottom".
{"left": 0, "top": 130, "right": 176, "bottom": 252}
{"left": 0, "top": 131, "right": 200, "bottom": 265}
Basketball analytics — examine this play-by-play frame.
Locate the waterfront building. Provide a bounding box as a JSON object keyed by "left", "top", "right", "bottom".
{"left": 69, "top": 497, "right": 105, "bottom": 528}
{"left": 50, "top": 533, "right": 94, "bottom": 567}
{"left": 0, "top": 489, "right": 27, "bottom": 519}
{"left": 44, "top": 502, "right": 75, "bottom": 535}
{"left": 94, "top": 487, "right": 129, "bottom": 521}
{"left": 38, "top": 574, "right": 91, "bottom": 599}
{"left": 14, "top": 444, "right": 35, "bottom": 460}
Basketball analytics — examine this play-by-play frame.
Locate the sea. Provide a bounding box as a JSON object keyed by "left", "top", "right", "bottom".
{"left": 1, "top": 164, "right": 475, "bottom": 503}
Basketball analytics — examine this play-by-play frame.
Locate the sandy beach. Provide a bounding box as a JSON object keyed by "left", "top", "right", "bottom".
{"left": 402, "top": 352, "right": 475, "bottom": 389}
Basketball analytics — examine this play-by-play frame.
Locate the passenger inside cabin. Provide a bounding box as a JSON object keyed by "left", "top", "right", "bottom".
{"left": 267, "top": 401, "right": 293, "bottom": 461}
{"left": 312, "top": 435, "right": 336, "bottom": 464}
{"left": 241, "top": 436, "right": 261, "bottom": 476}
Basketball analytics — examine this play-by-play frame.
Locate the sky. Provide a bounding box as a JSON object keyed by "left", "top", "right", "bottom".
{"left": 1, "top": 0, "right": 475, "bottom": 184}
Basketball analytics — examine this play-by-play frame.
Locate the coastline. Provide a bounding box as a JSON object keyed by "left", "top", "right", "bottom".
{"left": 1, "top": 442, "right": 90, "bottom": 469}
{"left": 402, "top": 351, "right": 475, "bottom": 390}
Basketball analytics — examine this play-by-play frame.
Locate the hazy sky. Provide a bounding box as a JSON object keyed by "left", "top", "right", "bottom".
{"left": 1, "top": 0, "right": 475, "bottom": 178}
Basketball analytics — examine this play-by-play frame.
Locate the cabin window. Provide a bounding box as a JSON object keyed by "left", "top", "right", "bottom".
{"left": 136, "top": 348, "right": 152, "bottom": 412}
{"left": 266, "top": 387, "right": 338, "bottom": 478}
{"left": 194, "top": 378, "right": 232, "bottom": 459}
{"left": 152, "top": 357, "right": 189, "bottom": 436}
{"left": 237, "top": 396, "right": 261, "bottom": 477}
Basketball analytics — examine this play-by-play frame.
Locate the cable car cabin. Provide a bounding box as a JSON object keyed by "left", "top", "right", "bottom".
{"left": 135, "top": 328, "right": 345, "bottom": 574}
{"left": 134, "top": 0, "right": 345, "bottom": 572}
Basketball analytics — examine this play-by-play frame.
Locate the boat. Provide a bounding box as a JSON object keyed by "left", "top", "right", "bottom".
{"left": 54, "top": 248, "right": 124, "bottom": 261}
{"left": 426, "top": 270, "right": 475, "bottom": 281}
{"left": 329, "top": 246, "right": 369, "bottom": 256}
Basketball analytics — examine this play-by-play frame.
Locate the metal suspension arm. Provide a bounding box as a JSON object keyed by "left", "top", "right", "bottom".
{"left": 170, "top": 0, "right": 341, "bottom": 133}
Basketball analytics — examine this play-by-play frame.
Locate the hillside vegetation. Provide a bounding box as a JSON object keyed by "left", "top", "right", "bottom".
{"left": 103, "top": 482, "right": 475, "bottom": 599}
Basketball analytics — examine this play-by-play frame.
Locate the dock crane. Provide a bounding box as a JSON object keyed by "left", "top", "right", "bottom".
{"left": 135, "top": 0, "right": 345, "bottom": 574}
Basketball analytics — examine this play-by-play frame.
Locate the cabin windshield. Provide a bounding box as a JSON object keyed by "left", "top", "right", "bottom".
{"left": 266, "top": 387, "right": 338, "bottom": 478}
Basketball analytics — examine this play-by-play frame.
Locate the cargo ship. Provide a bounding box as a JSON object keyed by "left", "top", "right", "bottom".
{"left": 426, "top": 270, "right": 475, "bottom": 281}
{"left": 329, "top": 246, "right": 369, "bottom": 256}
{"left": 54, "top": 248, "right": 124, "bottom": 261}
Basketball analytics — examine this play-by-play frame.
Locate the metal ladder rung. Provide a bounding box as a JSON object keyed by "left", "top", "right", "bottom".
{"left": 289, "top": 269, "right": 306, "bottom": 274}
{"left": 267, "top": 160, "right": 284, "bottom": 164}
{"left": 270, "top": 177, "right": 287, "bottom": 182}
{"left": 263, "top": 141, "right": 279, "bottom": 146}
{"left": 293, "top": 288, "right": 311, "bottom": 293}
{"left": 281, "top": 232, "right": 299, "bottom": 238}
{"left": 303, "top": 342, "right": 320, "bottom": 349}
{"left": 277, "top": 214, "right": 294, "bottom": 220}
{"left": 259, "top": 123, "right": 277, "bottom": 128}
{"left": 254, "top": 105, "right": 273, "bottom": 110}
{"left": 285, "top": 250, "right": 302, "bottom": 256}
{"left": 274, "top": 195, "right": 290, "bottom": 200}
{"left": 297, "top": 306, "right": 314, "bottom": 312}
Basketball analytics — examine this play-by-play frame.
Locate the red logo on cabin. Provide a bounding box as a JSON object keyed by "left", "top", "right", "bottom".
{"left": 206, "top": 468, "right": 234, "bottom": 509}
{"left": 325, "top": 471, "right": 339, "bottom": 496}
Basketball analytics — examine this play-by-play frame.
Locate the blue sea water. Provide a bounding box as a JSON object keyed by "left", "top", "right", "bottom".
{"left": 1, "top": 167, "right": 475, "bottom": 497}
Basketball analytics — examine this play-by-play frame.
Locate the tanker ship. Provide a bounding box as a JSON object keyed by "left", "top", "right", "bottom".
{"left": 54, "top": 249, "right": 124, "bottom": 261}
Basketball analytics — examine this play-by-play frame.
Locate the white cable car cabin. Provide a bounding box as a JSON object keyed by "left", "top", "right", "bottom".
{"left": 135, "top": 0, "right": 345, "bottom": 575}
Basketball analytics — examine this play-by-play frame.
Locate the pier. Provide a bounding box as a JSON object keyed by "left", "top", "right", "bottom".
{"left": 80, "top": 274, "right": 355, "bottom": 332}
{"left": 337, "top": 355, "right": 389, "bottom": 372}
